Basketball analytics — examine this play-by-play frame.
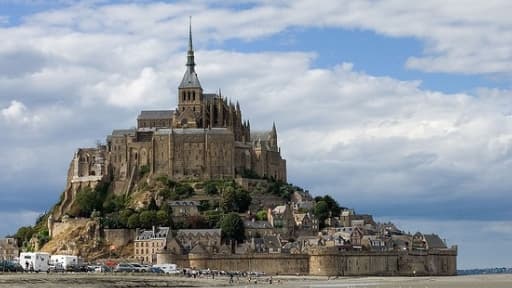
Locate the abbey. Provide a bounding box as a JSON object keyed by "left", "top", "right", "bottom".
{"left": 62, "top": 23, "right": 286, "bottom": 207}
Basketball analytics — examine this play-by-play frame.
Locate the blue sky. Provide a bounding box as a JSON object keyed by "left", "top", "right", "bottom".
{"left": 1, "top": 1, "right": 511, "bottom": 269}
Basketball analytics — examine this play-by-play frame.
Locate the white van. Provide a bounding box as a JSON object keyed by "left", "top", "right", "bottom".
{"left": 153, "top": 263, "right": 180, "bottom": 274}
{"left": 19, "top": 252, "right": 50, "bottom": 272}
{"left": 50, "top": 255, "right": 79, "bottom": 270}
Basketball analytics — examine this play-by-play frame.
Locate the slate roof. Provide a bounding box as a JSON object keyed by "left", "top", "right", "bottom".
{"left": 424, "top": 234, "right": 447, "bottom": 249}
{"left": 244, "top": 220, "right": 273, "bottom": 229}
{"left": 169, "top": 201, "right": 199, "bottom": 207}
{"left": 251, "top": 131, "right": 271, "bottom": 141}
{"left": 179, "top": 70, "right": 202, "bottom": 88}
{"left": 136, "top": 227, "right": 170, "bottom": 240}
{"left": 111, "top": 129, "right": 136, "bottom": 136}
{"left": 177, "top": 229, "right": 221, "bottom": 237}
{"left": 154, "top": 128, "right": 231, "bottom": 135}
{"left": 263, "top": 236, "right": 281, "bottom": 250}
{"left": 137, "top": 110, "right": 174, "bottom": 120}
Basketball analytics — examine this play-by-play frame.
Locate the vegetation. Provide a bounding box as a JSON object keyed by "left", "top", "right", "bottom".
{"left": 221, "top": 186, "right": 251, "bottom": 213}
{"left": 314, "top": 195, "right": 342, "bottom": 229}
{"left": 220, "top": 212, "right": 245, "bottom": 244}
{"left": 255, "top": 210, "right": 268, "bottom": 221}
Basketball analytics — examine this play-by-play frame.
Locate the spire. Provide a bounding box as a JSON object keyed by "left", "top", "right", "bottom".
{"left": 186, "top": 16, "right": 195, "bottom": 72}
{"left": 272, "top": 121, "right": 277, "bottom": 135}
{"left": 179, "top": 17, "right": 201, "bottom": 89}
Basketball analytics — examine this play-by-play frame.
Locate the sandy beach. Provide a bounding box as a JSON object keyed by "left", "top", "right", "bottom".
{"left": 1, "top": 273, "right": 512, "bottom": 288}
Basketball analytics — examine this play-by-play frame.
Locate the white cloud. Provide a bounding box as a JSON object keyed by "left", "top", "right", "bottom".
{"left": 1, "top": 100, "right": 40, "bottom": 125}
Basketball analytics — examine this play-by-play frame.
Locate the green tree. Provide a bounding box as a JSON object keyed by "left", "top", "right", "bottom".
{"left": 127, "top": 213, "right": 140, "bottom": 228}
{"left": 139, "top": 210, "right": 157, "bottom": 228}
{"left": 119, "top": 209, "right": 134, "bottom": 227}
{"left": 255, "top": 210, "right": 268, "bottom": 221}
{"left": 314, "top": 201, "right": 329, "bottom": 228}
{"left": 148, "top": 197, "right": 158, "bottom": 211}
{"left": 75, "top": 187, "right": 101, "bottom": 217}
{"left": 14, "top": 226, "right": 34, "bottom": 247}
{"left": 220, "top": 212, "right": 245, "bottom": 244}
{"left": 221, "top": 187, "right": 252, "bottom": 213}
{"left": 204, "top": 182, "right": 218, "bottom": 195}
{"left": 156, "top": 210, "right": 169, "bottom": 226}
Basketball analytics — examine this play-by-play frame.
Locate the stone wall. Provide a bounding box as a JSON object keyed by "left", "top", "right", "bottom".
{"left": 308, "top": 249, "right": 457, "bottom": 276}
{"left": 104, "top": 229, "right": 135, "bottom": 248}
{"left": 156, "top": 248, "right": 457, "bottom": 276}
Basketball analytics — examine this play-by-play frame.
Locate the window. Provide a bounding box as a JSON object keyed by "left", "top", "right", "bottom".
{"left": 192, "top": 91, "right": 195, "bottom": 101}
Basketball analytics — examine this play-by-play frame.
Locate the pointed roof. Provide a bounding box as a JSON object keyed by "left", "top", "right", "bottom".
{"left": 179, "top": 17, "right": 201, "bottom": 89}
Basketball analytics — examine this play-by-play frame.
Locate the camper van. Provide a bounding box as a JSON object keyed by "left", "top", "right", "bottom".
{"left": 153, "top": 263, "right": 180, "bottom": 274}
{"left": 19, "top": 252, "right": 50, "bottom": 272}
{"left": 50, "top": 255, "right": 80, "bottom": 271}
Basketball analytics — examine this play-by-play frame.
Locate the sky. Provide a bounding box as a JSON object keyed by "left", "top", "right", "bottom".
{"left": 0, "top": 0, "right": 511, "bottom": 269}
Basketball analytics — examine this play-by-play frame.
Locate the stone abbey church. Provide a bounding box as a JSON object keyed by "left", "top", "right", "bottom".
{"left": 59, "top": 24, "right": 286, "bottom": 213}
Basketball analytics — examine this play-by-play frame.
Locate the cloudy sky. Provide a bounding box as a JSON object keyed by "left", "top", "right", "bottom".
{"left": 1, "top": 0, "right": 511, "bottom": 269}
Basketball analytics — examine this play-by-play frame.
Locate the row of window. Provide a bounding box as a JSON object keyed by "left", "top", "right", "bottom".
{"left": 182, "top": 91, "right": 197, "bottom": 101}
{"left": 135, "top": 241, "right": 164, "bottom": 248}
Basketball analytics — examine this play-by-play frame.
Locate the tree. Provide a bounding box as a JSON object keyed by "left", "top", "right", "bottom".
{"left": 255, "top": 210, "right": 268, "bottom": 221}
{"left": 127, "top": 213, "right": 140, "bottom": 228}
{"left": 14, "top": 226, "right": 34, "bottom": 247}
{"left": 75, "top": 187, "right": 101, "bottom": 217}
{"left": 221, "top": 187, "right": 252, "bottom": 213}
{"left": 156, "top": 210, "right": 170, "bottom": 226}
{"left": 204, "top": 182, "right": 218, "bottom": 195}
{"left": 119, "top": 209, "right": 134, "bottom": 227}
{"left": 314, "top": 200, "right": 329, "bottom": 228}
{"left": 139, "top": 210, "right": 157, "bottom": 228}
{"left": 220, "top": 213, "right": 245, "bottom": 245}
{"left": 148, "top": 197, "right": 158, "bottom": 211}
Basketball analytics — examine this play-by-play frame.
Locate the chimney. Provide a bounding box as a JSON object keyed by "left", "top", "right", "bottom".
{"left": 152, "top": 226, "right": 156, "bottom": 236}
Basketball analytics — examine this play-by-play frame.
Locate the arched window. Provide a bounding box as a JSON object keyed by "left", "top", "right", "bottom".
{"left": 192, "top": 91, "right": 195, "bottom": 101}
{"left": 182, "top": 91, "right": 186, "bottom": 101}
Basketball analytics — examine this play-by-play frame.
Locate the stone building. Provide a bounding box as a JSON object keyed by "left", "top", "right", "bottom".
{"left": 0, "top": 238, "right": 19, "bottom": 261}
{"left": 106, "top": 23, "right": 286, "bottom": 187}
{"left": 168, "top": 201, "right": 200, "bottom": 218}
{"left": 53, "top": 22, "right": 287, "bottom": 219}
{"left": 134, "top": 227, "right": 170, "bottom": 264}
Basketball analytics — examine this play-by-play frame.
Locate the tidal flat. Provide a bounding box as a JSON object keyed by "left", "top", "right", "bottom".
{"left": 0, "top": 273, "right": 511, "bottom": 288}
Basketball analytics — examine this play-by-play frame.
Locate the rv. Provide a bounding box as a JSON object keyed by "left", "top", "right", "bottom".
{"left": 153, "top": 263, "right": 180, "bottom": 274}
{"left": 19, "top": 252, "right": 50, "bottom": 272}
{"left": 50, "top": 255, "right": 80, "bottom": 271}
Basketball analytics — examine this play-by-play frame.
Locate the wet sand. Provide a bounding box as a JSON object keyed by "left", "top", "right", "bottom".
{"left": 0, "top": 273, "right": 511, "bottom": 288}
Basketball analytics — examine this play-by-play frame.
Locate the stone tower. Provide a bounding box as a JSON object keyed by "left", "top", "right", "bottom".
{"left": 177, "top": 17, "right": 203, "bottom": 128}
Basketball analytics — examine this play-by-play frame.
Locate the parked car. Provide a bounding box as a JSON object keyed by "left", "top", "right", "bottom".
{"left": 129, "top": 263, "right": 148, "bottom": 272}
{"left": 0, "top": 260, "right": 23, "bottom": 272}
{"left": 149, "top": 267, "right": 164, "bottom": 274}
{"left": 94, "top": 265, "right": 112, "bottom": 273}
{"left": 114, "top": 263, "right": 135, "bottom": 272}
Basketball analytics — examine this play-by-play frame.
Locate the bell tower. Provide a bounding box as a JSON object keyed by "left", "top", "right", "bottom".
{"left": 177, "top": 17, "right": 203, "bottom": 127}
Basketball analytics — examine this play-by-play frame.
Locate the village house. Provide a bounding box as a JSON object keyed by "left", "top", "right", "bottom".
{"left": 267, "top": 204, "right": 295, "bottom": 238}
{"left": 134, "top": 227, "right": 170, "bottom": 264}
{"left": 168, "top": 201, "right": 200, "bottom": 218}
{"left": 244, "top": 219, "right": 274, "bottom": 238}
{"left": 0, "top": 238, "right": 19, "bottom": 261}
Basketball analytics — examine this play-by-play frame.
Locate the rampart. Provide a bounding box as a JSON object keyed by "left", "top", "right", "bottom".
{"left": 157, "top": 248, "right": 457, "bottom": 276}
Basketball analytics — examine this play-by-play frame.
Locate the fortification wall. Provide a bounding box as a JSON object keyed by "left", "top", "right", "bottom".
{"left": 103, "top": 229, "right": 135, "bottom": 248}
{"left": 157, "top": 250, "right": 456, "bottom": 276}
{"left": 309, "top": 249, "right": 457, "bottom": 276}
